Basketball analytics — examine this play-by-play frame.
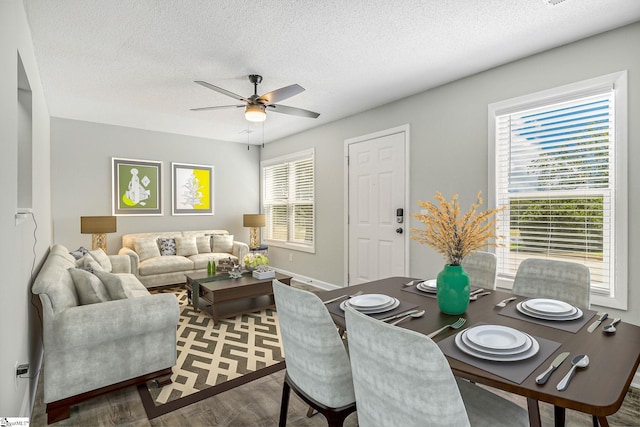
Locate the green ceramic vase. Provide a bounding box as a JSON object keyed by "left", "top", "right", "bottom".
{"left": 436, "top": 264, "right": 470, "bottom": 315}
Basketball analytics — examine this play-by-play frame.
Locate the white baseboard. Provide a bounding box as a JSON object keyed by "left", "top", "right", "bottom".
{"left": 272, "top": 268, "right": 341, "bottom": 291}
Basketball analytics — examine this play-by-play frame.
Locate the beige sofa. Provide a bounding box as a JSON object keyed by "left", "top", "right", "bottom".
{"left": 32, "top": 244, "right": 179, "bottom": 423}
{"left": 118, "top": 229, "right": 249, "bottom": 288}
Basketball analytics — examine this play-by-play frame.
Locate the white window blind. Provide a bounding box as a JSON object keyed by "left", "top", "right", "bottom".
{"left": 262, "top": 149, "right": 315, "bottom": 252}
{"left": 494, "top": 87, "right": 619, "bottom": 298}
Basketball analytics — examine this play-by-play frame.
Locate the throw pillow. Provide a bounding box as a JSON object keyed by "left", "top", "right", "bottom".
{"left": 88, "top": 248, "right": 113, "bottom": 272}
{"left": 92, "top": 270, "right": 128, "bottom": 300}
{"left": 76, "top": 254, "right": 93, "bottom": 269}
{"left": 212, "top": 234, "right": 234, "bottom": 254}
{"left": 175, "top": 236, "right": 198, "bottom": 257}
{"left": 158, "top": 238, "right": 177, "bottom": 256}
{"left": 69, "top": 268, "right": 111, "bottom": 305}
{"left": 69, "top": 246, "right": 89, "bottom": 260}
{"left": 196, "top": 235, "right": 212, "bottom": 253}
{"left": 88, "top": 260, "right": 104, "bottom": 272}
{"left": 134, "top": 238, "right": 161, "bottom": 261}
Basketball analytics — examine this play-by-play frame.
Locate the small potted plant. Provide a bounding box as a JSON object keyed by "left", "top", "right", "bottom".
{"left": 243, "top": 253, "right": 269, "bottom": 272}
{"left": 410, "top": 192, "right": 502, "bottom": 315}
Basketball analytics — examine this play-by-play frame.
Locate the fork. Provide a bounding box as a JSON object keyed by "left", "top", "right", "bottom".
{"left": 495, "top": 296, "right": 518, "bottom": 308}
{"left": 322, "top": 290, "right": 363, "bottom": 305}
{"left": 427, "top": 317, "right": 467, "bottom": 339}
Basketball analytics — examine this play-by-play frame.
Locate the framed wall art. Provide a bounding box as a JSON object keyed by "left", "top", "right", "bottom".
{"left": 171, "top": 162, "right": 214, "bottom": 215}
{"left": 112, "top": 157, "right": 163, "bottom": 216}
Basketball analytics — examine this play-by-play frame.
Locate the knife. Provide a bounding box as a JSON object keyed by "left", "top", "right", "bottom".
{"left": 587, "top": 312, "right": 609, "bottom": 333}
{"left": 379, "top": 309, "right": 420, "bottom": 322}
{"left": 536, "top": 352, "right": 570, "bottom": 385}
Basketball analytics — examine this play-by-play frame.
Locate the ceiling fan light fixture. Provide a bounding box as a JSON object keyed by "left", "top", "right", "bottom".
{"left": 245, "top": 104, "right": 266, "bottom": 122}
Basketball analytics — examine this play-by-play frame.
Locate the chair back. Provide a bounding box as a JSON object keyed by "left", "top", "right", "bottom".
{"left": 345, "top": 306, "right": 471, "bottom": 427}
{"left": 273, "top": 280, "right": 355, "bottom": 408}
{"left": 461, "top": 251, "right": 497, "bottom": 290}
{"left": 512, "top": 258, "right": 590, "bottom": 309}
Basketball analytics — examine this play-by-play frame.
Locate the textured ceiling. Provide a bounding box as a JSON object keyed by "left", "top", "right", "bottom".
{"left": 24, "top": 0, "right": 640, "bottom": 144}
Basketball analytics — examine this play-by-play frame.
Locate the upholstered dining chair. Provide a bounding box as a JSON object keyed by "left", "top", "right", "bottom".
{"left": 512, "top": 257, "right": 592, "bottom": 425}
{"left": 272, "top": 280, "right": 356, "bottom": 427}
{"left": 462, "top": 251, "right": 498, "bottom": 290}
{"left": 512, "top": 258, "right": 590, "bottom": 309}
{"left": 344, "top": 306, "right": 528, "bottom": 427}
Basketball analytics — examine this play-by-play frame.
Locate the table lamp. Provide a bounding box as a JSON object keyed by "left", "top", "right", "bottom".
{"left": 243, "top": 214, "right": 265, "bottom": 249}
{"left": 80, "top": 216, "right": 117, "bottom": 252}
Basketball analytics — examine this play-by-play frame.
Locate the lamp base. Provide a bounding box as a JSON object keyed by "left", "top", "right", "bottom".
{"left": 92, "top": 233, "right": 107, "bottom": 252}
{"left": 249, "top": 227, "right": 260, "bottom": 249}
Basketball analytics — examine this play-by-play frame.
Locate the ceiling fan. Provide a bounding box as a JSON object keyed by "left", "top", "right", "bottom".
{"left": 191, "top": 74, "right": 320, "bottom": 122}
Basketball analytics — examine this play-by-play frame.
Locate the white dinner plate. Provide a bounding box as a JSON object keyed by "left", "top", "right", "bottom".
{"left": 461, "top": 330, "right": 532, "bottom": 355}
{"left": 523, "top": 298, "right": 574, "bottom": 315}
{"left": 465, "top": 325, "right": 528, "bottom": 350}
{"left": 417, "top": 283, "right": 437, "bottom": 293}
{"left": 455, "top": 331, "right": 540, "bottom": 362}
{"left": 421, "top": 279, "right": 437, "bottom": 289}
{"left": 345, "top": 297, "right": 397, "bottom": 312}
{"left": 348, "top": 294, "right": 394, "bottom": 309}
{"left": 520, "top": 302, "right": 578, "bottom": 318}
{"left": 516, "top": 302, "right": 583, "bottom": 321}
{"left": 340, "top": 298, "right": 400, "bottom": 314}
{"left": 417, "top": 280, "right": 437, "bottom": 293}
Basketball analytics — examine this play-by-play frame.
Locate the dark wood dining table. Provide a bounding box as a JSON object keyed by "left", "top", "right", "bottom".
{"left": 318, "top": 276, "right": 640, "bottom": 427}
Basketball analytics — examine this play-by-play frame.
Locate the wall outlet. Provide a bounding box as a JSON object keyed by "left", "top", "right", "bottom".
{"left": 15, "top": 362, "right": 29, "bottom": 389}
{"left": 16, "top": 364, "right": 29, "bottom": 376}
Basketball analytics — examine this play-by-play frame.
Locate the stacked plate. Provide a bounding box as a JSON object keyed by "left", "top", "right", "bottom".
{"left": 416, "top": 279, "right": 437, "bottom": 294}
{"left": 455, "top": 325, "right": 540, "bottom": 361}
{"left": 340, "top": 293, "right": 400, "bottom": 314}
{"left": 516, "top": 298, "right": 583, "bottom": 321}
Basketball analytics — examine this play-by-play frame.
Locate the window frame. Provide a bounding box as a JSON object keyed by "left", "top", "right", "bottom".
{"left": 488, "top": 71, "right": 628, "bottom": 310}
{"left": 261, "top": 148, "right": 316, "bottom": 253}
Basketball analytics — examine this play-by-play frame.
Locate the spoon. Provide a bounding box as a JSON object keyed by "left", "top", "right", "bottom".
{"left": 603, "top": 318, "right": 621, "bottom": 333}
{"left": 390, "top": 310, "right": 426, "bottom": 326}
{"left": 556, "top": 354, "right": 589, "bottom": 391}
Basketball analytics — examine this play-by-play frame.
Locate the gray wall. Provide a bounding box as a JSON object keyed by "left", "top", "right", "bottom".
{"left": 263, "top": 22, "right": 640, "bottom": 324}
{"left": 0, "top": 0, "right": 52, "bottom": 417}
{"left": 51, "top": 118, "right": 261, "bottom": 252}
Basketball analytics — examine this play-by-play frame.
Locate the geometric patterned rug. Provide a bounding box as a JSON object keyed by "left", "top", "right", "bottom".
{"left": 137, "top": 287, "right": 286, "bottom": 419}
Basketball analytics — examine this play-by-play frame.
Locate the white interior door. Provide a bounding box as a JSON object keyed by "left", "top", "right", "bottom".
{"left": 346, "top": 127, "right": 408, "bottom": 285}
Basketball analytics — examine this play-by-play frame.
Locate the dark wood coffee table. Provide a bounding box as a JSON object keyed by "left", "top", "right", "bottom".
{"left": 185, "top": 271, "right": 291, "bottom": 321}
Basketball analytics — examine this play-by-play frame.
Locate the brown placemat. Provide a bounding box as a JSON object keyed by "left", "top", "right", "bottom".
{"left": 438, "top": 323, "right": 562, "bottom": 384}
{"left": 498, "top": 299, "right": 598, "bottom": 333}
{"left": 401, "top": 282, "right": 481, "bottom": 299}
{"left": 326, "top": 297, "right": 419, "bottom": 320}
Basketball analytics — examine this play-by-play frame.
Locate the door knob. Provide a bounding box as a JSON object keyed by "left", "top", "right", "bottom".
{"left": 396, "top": 228, "right": 403, "bottom": 234}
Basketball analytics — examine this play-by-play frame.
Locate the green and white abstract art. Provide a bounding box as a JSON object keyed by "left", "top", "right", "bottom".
{"left": 112, "top": 157, "right": 163, "bottom": 216}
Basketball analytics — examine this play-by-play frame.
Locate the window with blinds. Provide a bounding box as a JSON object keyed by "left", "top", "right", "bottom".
{"left": 262, "top": 149, "right": 315, "bottom": 252}
{"left": 489, "top": 72, "right": 628, "bottom": 309}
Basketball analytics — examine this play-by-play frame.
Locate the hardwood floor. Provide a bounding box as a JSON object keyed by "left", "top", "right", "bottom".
{"left": 30, "top": 367, "right": 640, "bottom": 426}
{"left": 30, "top": 280, "right": 640, "bottom": 426}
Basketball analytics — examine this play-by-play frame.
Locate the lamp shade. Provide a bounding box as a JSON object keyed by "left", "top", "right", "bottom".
{"left": 80, "top": 216, "right": 117, "bottom": 234}
{"left": 243, "top": 214, "right": 266, "bottom": 228}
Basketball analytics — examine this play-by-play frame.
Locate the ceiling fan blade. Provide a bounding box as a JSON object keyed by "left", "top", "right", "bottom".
{"left": 190, "top": 105, "right": 244, "bottom": 111}
{"left": 194, "top": 81, "right": 249, "bottom": 102}
{"left": 258, "top": 84, "right": 305, "bottom": 104}
{"left": 266, "top": 104, "right": 320, "bottom": 118}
